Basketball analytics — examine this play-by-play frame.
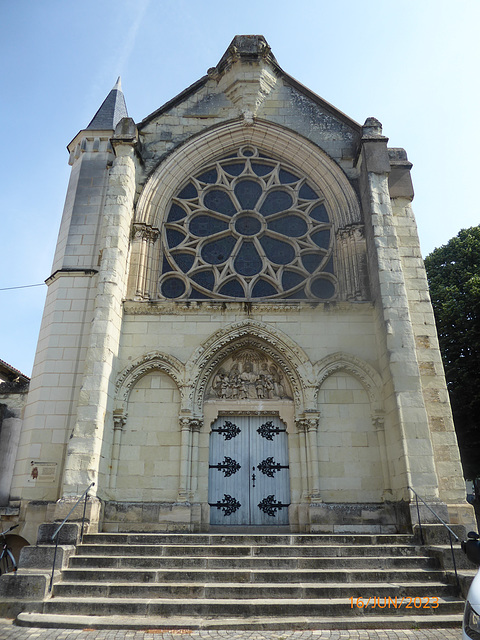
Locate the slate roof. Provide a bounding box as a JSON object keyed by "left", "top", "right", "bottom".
{"left": 86, "top": 77, "right": 128, "bottom": 130}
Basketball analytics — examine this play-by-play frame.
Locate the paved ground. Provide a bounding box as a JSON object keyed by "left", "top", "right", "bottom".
{"left": 0, "top": 621, "right": 462, "bottom": 640}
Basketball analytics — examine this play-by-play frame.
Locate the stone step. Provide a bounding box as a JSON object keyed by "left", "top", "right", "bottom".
{"left": 82, "top": 533, "right": 416, "bottom": 546}
{"left": 14, "top": 532, "right": 462, "bottom": 630}
{"left": 15, "top": 611, "right": 464, "bottom": 630}
{"left": 59, "top": 567, "right": 448, "bottom": 584}
{"left": 76, "top": 543, "right": 424, "bottom": 557}
{"left": 39, "top": 596, "right": 465, "bottom": 618}
{"left": 69, "top": 553, "right": 440, "bottom": 570}
{"left": 51, "top": 580, "right": 458, "bottom": 599}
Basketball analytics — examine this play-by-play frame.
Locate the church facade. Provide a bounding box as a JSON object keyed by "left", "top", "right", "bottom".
{"left": 4, "top": 36, "right": 474, "bottom": 541}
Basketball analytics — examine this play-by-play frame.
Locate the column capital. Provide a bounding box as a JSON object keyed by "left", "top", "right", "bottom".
{"left": 131, "top": 222, "right": 159, "bottom": 243}
{"left": 179, "top": 416, "right": 203, "bottom": 432}
{"left": 336, "top": 223, "right": 364, "bottom": 242}
{"left": 295, "top": 415, "right": 320, "bottom": 432}
{"left": 372, "top": 414, "right": 385, "bottom": 430}
{"left": 113, "top": 411, "right": 127, "bottom": 431}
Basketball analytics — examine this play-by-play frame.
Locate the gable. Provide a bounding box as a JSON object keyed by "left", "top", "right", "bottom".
{"left": 137, "top": 36, "right": 361, "bottom": 183}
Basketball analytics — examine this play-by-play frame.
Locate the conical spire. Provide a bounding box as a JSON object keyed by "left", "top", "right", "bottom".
{"left": 86, "top": 77, "right": 128, "bottom": 130}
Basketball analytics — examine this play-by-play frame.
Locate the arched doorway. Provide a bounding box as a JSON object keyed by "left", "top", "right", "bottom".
{"left": 203, "top": 348, "right": 293, "bottom": 527}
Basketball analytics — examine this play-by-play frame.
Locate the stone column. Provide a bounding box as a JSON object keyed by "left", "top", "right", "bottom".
{"left": 177, "top": 417, "right": 204, "bottom": 502}
{"left": 336, "top": 224, "right": 369, "bottom": 301}
{"left": 177, "top": 418, "right": 193, "bottom": 502}
{"left": 128, "top": 223, "right": 159, "bottom": 300}
{"left": 295, "top": 421, "right": 309, "bottom": 501}
{"left": 372, "top": 415, "right": 392, "bottom": 500}
{"left": 109, "top": 411, "right": 127, "bottom": 489}
{"left": 296, "top": 416, "right": 321, "bottom": 500}
{"left": 60, "top": 118, "right": 138, "bottom": 508}
{"left": 189, "top": 419, "right": 203, "bottom": 500}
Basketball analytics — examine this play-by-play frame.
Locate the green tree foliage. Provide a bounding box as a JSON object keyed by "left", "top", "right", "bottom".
{"left": 424, "top": 226, "right": 480, "bottom": 479}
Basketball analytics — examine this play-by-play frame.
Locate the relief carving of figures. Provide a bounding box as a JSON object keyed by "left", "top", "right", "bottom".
{"left": 207, "top": 350, "right": 292, "bottom": 401}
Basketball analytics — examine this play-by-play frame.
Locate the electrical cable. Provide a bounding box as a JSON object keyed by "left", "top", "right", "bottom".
{"left": 0, "top": 283, "right": 45, "bottom": 291}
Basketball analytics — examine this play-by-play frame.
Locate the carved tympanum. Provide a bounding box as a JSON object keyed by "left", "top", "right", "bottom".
{"left": 206, "top": 349, "right": 292, "bottom": 401}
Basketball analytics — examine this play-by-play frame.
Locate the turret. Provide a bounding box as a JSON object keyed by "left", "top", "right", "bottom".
{"left": 9, "top": 80, "right": 130, "bottom": 518}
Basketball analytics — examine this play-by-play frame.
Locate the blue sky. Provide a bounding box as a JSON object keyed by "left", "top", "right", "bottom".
{"left": 1, "top": 0, "right": 479, "bottom": 376}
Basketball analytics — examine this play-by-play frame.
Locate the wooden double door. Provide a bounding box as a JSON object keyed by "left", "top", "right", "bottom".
{"left": 208, "top": 415, "right": 290, "bottom": 526}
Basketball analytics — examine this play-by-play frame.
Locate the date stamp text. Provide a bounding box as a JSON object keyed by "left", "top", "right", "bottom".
{"left": 349, "top": 596, "right": 439, "bottom": 609}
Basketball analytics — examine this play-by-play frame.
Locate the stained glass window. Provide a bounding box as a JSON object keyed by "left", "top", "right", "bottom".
{"left": 159, "top": 146, "right": 336, "bottom": 300}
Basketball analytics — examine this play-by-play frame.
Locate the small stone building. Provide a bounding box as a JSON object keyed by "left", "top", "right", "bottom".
{"left": 3, "top": 36, "right": 474, "bottom": 540}
{"left": 0, "top": 360, "right": 29, "bottom": 510}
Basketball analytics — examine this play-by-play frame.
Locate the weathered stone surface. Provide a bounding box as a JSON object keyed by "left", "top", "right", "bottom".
{"left": 0, "top": 571, "right": 50, "bottom": 599}
{"left": 19, "top": 544, "right": 75, "bottom": 570}
{"left": 9, "top": 532, "right": 466, "bottom": 629}
{"left": 36, "top": 523, "right": 80, "bottom": 545}
{"left": 4, "top": 34, "right": 472, "bottom": 541}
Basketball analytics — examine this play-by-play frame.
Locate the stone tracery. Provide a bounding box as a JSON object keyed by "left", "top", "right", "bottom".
{"left": 159, "top": 145, "right": 337, "bottom": 301}
{"left": 130, "top": 120, "right": 365, "bottom": 304}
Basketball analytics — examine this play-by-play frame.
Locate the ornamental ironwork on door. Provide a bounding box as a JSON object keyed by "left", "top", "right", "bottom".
{"left": 208, "top": 416, "right": 290, "bottom": 525}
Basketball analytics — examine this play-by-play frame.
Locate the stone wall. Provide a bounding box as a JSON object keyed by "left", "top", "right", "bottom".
{"left": 5, "top": 35, "right": 473, "bottom": 536}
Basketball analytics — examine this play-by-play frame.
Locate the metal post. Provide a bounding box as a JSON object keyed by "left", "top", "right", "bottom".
{"left": 449, "top": 530, "right": 460, "bottom": 590}
{"left": 80, "top": 489, "right": 89, "bottom": 543}
{"left": 49, "top": 535, "right": 59, "bottom": 593}
{"left": 48, "top": 482, "right": 95, "bottom": 593}
{"left": 51, "top": 482, "right": 95, "bottom": 542}
{"left": 416, "top": 494, "right": 425, "bottom": 545}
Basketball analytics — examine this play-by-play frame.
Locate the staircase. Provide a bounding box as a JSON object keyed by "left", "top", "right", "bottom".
{"left": 16, "top": 532, "right": 464, "bottom": 630}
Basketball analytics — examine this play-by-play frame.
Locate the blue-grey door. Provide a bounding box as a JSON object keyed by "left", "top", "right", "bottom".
{"left": 208, "top": 415, "right": 290, "bottom": 525}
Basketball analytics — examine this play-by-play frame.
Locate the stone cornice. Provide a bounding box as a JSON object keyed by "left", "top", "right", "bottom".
{"left": 123, "top": 300, "right": 373, "bottom": 315}
{"left": 67, "top": 130, "right": 114, "bottom": 153}
{"left": 45, "top": 268, "right": 98, "bottom": 286}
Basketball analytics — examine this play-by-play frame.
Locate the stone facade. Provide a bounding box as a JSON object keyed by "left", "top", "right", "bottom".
{"left": 0, "top": 360, "right": 29, "bottom": 511}
{"left": 2, "top": 35, "right": 474, "bottom": 540}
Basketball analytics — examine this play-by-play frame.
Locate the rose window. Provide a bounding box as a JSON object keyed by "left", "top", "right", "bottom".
{"left": 159, "top": 146, "right": 336, "bottom": 300}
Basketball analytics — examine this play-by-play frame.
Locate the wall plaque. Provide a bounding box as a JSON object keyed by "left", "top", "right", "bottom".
{"left": 28, "top": 461, "right": 58, "bottom": 484}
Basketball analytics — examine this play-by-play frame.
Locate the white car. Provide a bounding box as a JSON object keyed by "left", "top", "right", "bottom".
{"left": 462, "top": 532, "right": 480, "bottom": 639}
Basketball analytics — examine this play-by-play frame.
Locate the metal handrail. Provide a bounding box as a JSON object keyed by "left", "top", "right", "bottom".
{"left": 408, "top": 485, "right": 460, "bottom": 589}
{"left": 408, "top": 486, "right": 460, "bottom": 542}
{"left": 49, "top": 482, "right": 95, "bottom": 592}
